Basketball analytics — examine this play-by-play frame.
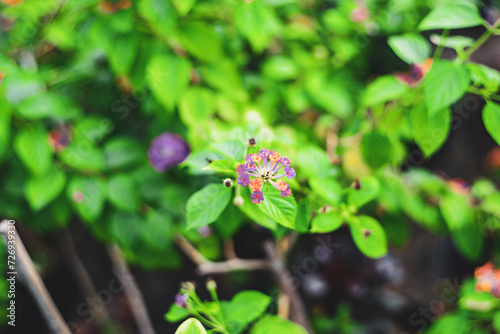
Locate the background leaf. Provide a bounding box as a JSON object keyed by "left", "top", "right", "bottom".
{"left": 310, "top": 211, "right": 343, "bottom": 233}
{"left": 175, "top": 318, "right": 207, "bottom": 334}
{"left": 349, "top": 215, "right": 388, "bottom": 258}
{"left": 25, "top": 168, "right": 67, "bottom": 211}
{"left": 418, "top": 3, "right": 484, "bottom": 30}
{"left": 423, "top": 60, "right": 470, "bottom": 115}
{"left": 186, "top": 184, "right": 231, "bottom": 229}
{"left": 388, "top": 33, "right": 431, "bottom": 64}
{"left": 411, "top": 104, "right": 451, "bottom": 157}
{"left": 257, "top": 189, "right": 297, "bottom": 229}
{"left": 14, "top": 127, "right": 53, "bottom": 175}
{"left": 482, "top": 101, "right": 500, "bottom": 145}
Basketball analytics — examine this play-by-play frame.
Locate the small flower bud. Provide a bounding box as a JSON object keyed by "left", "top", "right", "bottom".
{"left": 352, "top": 179, "right": 361, "bottom": 190}
{"left": 248, "top": 137, "right": 256, "bottom": 146}
{"left": 223, "top": 178, "right": 233, "bottom": 188}
{"left": 180, "top": 281, "right": 196, "bottom": 293}
{"left": 233, "top": 196, "right": 244, "bottom": 207}
{"left": 206, "top": 278, "right": 217, "bottom": 291}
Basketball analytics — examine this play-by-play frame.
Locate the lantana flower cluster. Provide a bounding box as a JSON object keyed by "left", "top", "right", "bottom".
{"left": 236, "top": 149, "right": 295, "bottom": 204}
{"left": 474, "top": 262, "right": 500, "bottom": 298}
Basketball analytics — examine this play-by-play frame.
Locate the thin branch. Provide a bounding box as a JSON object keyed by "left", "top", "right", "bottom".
{"left": 59, "top": 230, "right": 113, "bottom": 328}
{"left": 0, "top": 220, "right": 71, "bottom": 334}
{"left": 175, "top": 234, "right": 209, "bottom": 265}
{"left": 223, "top": 239, "right": 237, "bottom": 260}
{"left": 197, "top": 259, "right": 270, "bottom": 275}
{"left": 263, "top": 240, "right": 312, "bottom": 333}
{"left": 107, "top": 245, "right": 156, "bottom": 334}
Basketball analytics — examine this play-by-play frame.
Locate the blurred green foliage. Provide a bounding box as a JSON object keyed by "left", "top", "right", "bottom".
{"left": 1, "top": 0, "right": 500, "bottom": 332}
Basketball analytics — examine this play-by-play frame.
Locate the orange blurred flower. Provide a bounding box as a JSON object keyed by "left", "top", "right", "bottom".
{"left": 474, "top": 262, "right": 500, "bottom": 298}
{"left": 98, "top": 0, "right": 131, "bottom": 14}
{"left": 1, "top": 0, "right": 23, "bottom": 6}
{"left": 395, "top": 58, "right": 433, "bottom": 88}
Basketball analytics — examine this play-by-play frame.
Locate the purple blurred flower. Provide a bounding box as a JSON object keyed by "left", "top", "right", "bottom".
{"left": 174, "top": 294, "right": 188, "bottom": 308}
{"left": 148, "top": 132, "right": 190, "bottom": 172}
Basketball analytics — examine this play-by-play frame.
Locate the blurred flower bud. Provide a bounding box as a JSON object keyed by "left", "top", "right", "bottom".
{"left": 180, "top": 281, "right": 196, "bottom": 293}
{"left": 351, "top": 178, "right": 361, "bottom": 190}
{"left": 174, "top": 294, "right": 188, "bottom": 308}
{"left": 148, "top": 132, "right": 190, "bottom": 172}
{"left": 206, "top": 278, "right": 217, "bottom": 291}
{"left": 233, "top": 196, "right": 244, "bottom": 207}
{"left": 248, "top": 137, "right": 256, "bottom": 146}
{"left": 223, "top": 178, "right": 233, "bottom": 188}
{"left": 197, "top": 226, "right": 211, "bottom": 238}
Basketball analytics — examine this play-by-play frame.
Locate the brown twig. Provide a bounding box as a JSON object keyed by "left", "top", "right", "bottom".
{"left": 59, "top": 230, "right": 113, "bottom": 328}
{"left": 174, "top": 234, "right": 209, "bottom": 265}
{"left": 174, "top": 234, "right": 311, "bottom": 332}
{"left": 223, "top": 239, "right": 237, "bottom": 260}
{"left": 107, "top": 245, "right": 156, "bottom": 334}
{"left": 197, "top": 259, "right": 270, "bottom": 275}
{"left": 263, "top": 240, "right": 312, "bottom": 333}
{"left": 0, "top": 220, "right": 71, "bottom": 334}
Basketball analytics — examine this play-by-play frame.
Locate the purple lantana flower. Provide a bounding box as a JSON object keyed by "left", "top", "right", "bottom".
{"left": 236, "top": 149, "right": 296, "bottom": 204}
{"left": 251, "top": 191, "right": 264, "bottom": 204}
{"left": 148, "top": 132, "right": 190, "bottom": 172}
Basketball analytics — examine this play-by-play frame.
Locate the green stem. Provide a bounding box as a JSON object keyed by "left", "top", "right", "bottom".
{"left": 433, "top": 29, "right": 449, "bottom": 60}
{"left": 465, "top": 20, "right": 500, "bottom": 58}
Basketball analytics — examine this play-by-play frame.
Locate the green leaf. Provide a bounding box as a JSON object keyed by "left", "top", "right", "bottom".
{"left": 211, "top": 140, "right": 247, "bottom": 161}
{"left": 349, "top": 215, "right": 388, "bottom": 258}
{"left": 179, "top": 22, "right": 222, "bottom": 62}
{"left": 239, "top": 188, "right": 276, "bottom": 230}
{"left": 347, "top": 176, "right": 380, "bottom": 209}
{"left": 258, "top": 189, "right": 297, "bottom": 229}
{"left": 103, "top": 137, "right": 143, "bottom": 170}
{"left": 388, "top": 33, "right": 431, "bottom": 64}
{"left": 430, "top": 34, "right": 474, "bottom": 50}
{"left": 0, "top": 107, "right": 11, "bottom": 159}
{"left": 362, "top": 76, "right": 408, "bottom": 106}
{"left": 360, "top": 131, "right": 394, "bottom": 169}
{"left": 251, "top": 315, "right": 307, "bottom": 334}
{"left": 179, "top": 87, "right": 214, "bottom": 126}
{"left": 481, "top": 192, "right": 500, "bottom": 217}
{"left": 439, "top": 193, "right": 483, "bottom": 261}
{"left": 146, "top": 54, "right": 191, "bottom": 112}
{"left": 14, "top": 127, "right": 53, "bottom": 175}
{"left": 222, "top": 291, "right": 271, "bottom": 334}
{"left": 262, "top": 56, "right": 299, "bottom": 81}
{"left": 310, "top": 211, "right": 343, "bottom": 233}
{"left": 104, "top": 33, "right": 138, "bottom": 75}
{"left": 214, "top": 203, "right": 243, "bottom": 239}
{"left": 186, "top": 184, "right": 231, "bottom": 229}
{"left": 309, "top": 177, "right": 342, "bottom": 205}
{"left": 58, "top": 140, "right": 107, "bottom": 172}
{"left": 418, "top": 3, "right": 484, "bottom": 30}
{"left": 25, "top": 168, "right": 67, "bottom": 211}
{"left": 493, "top": 311, "right": 500, "bottom": 334}
{"left": 172, "top": 0, "right": 197, "bottom": 16}
{"left": 107, "top": 174, "right": 140, "bottom": 212}
{"left": 482, "top": 101, "right": 500, "bottom": 145}
{"left": 297, "top": 146, "right": 337, "bottom": 178}
{"left": 165, "top": 304, "right": 189, "bottom": 323}
{"left": 295, "top": 199, "right": 312, "bottom": 233}
{"left": 234, "top": 1, "right": 279, "bottom": 53}
{"left": 468, "top": 63, "right": 500, "bottom": 93}
{"left": 202, "top": 159, "right": 238, "bottom": 175}
{"left": 67, "top": 177, "right": 107, "bottom": 222}
{"left": 410, "top": 104, "right": 451, "bottom": 157}
{"left": 138, "top": 0, "right": 177, "bottom": 40}
{"left": 423, "top": 60, "right": 470, "bottom": 115}
{"left": 175, "top": 318, "right": 207, "bottom": 334}
{"left": 16, "top": 92, "right": 80, "bottom": 120}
